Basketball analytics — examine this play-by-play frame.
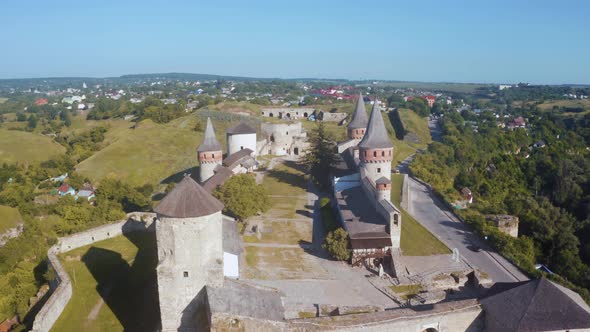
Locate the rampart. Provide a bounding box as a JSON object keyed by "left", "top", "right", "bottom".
{"left": 31, "top": 212, "right": 156, "bottom": 332}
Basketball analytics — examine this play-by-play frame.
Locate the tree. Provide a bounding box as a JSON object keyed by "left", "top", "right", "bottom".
{"left": 302, "top": 122, "right": 339, "bottom": 189}
{"left": 323, "top": 228, "right": 350, "bottom": 261}
{"left": 27, "top": 114, "right": 38, "bottom": 129}
{"left": 214, "top": 174, "right": 269, "bottom": 221}
{"left": 62, "top": 109, "right": 72, "bottom": 127}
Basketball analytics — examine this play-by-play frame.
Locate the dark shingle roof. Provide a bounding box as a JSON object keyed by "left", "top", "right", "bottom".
{"left": 358, "top": 100, "right": 394, "bottom": 149}
{"left": 227, "top": 122, "right": 256, "bottom": 135}
{"left": 347, "top": 93, "right": 369, "bottom": 129}
{"left": 203, "top": 167, "right": 234, "bottom": 193}
{"left": 197, "top": 118, "right": 222, "bottom": 152}
{"left": 480, "top": 278, "right": 590, "bottom": 332}
{"left": 222, "top": 148, "right": 254, "bottom": 168}
{"left": 154, "top": 175, "right": 224, "bottom": 218}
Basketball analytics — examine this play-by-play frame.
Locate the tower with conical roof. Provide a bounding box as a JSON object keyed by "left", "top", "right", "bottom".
{"left": 347, "top": 93, "right": 369, "bottom": 140}
{"left": 197, "top": 118, "right": 223, "bottom": 183}
{"left": 154, "top": 175, "right": 225, "bottom": 331}
{"left": 358, "top": 99, "right": 394, "bottom": 197}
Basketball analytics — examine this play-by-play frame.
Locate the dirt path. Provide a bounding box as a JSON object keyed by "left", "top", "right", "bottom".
{"left": 86, "top": 284, "right": 113, "bottom": 322}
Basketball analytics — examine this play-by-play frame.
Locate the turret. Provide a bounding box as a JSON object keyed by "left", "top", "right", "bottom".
{"left": 358, "top": 99, "right": 394, "bottom": 185}
{"left": 153, "top": 175, "right": 225, "bottom": 331}
{"left": 226, "top": 122, "right": 257, "bottom": 156}
{"left": 347, "top": 93, "right": 369, "bottom": 140}
{"left": 197, "top": 118, "right": 222, "bottom": 183}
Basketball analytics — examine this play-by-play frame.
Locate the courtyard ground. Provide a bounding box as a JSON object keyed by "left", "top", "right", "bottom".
{"left": 51, "top": 233, "right": 159, "bottom": 332}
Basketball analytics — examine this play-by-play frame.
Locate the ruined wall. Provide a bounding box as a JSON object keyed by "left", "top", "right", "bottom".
{"left": 0, "top": 223, "right": 23, "bottom": 247}
{"left": 287, "top": 300, "right": 483, "bottom": 332}
{"left": 318, "top": 111, "right": 347, "bottom": 122}
{"left": 31, "top": 212, "right": 156, "bottom": 332}
{"left": 260, "top": 122, "right": 306, "bottom": 156}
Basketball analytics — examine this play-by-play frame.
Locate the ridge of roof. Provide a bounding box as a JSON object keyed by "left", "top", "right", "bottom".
{"left": 197, "top": 117, "right": 222, "bottom": 152}
{"left": 154, "top": 175, "right": 224, "bottom": 218}
{"left": 347, "top": 93, "right": 369, "bottom": 129}
{"left": 358, "top": 99, "right": 394, "bottom": 149}
{"left": 227, "top": 122, "right": 256, "bottom": 135}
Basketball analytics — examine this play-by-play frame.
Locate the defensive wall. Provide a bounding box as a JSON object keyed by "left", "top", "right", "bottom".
{"left": 31, "top": 212, "right": 156, "bottom": 332}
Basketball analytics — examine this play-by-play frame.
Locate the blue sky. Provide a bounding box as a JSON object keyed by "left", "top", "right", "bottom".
{"left": 1, "top": 0, "right": 589, "bottom": 84}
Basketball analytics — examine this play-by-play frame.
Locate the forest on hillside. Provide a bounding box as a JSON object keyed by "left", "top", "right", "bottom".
{"left": 411, "top": 107, "right": 590, "bottom": 301}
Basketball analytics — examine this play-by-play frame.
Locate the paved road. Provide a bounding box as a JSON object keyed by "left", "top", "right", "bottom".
{"left": 406, "top": 176, "right": 528, "bottom": 283}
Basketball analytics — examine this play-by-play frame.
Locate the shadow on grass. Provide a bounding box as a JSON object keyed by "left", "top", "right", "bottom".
{"left": 266, "top": 161, "right": 307, "bottom": 190}
{"left": 160, "top": 166, "right": 199, "bottom": 185}
{"left": 81, "top": 232, "right": 160, "bottom": 332}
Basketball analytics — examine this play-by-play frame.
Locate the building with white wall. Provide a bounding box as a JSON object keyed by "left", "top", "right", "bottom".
{"left": 226, "top": 122, "right": 257, "bottom": 156}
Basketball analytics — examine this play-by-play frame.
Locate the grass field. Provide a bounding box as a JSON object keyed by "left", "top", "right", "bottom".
{"left": 0, "top": 128, "right": 66, "bottom": 164}
{"left": 52, "top": 233, "right": 159, "bottom": 332}
{"left": 537, "top": 99, "right": 590, "bottom": 116}
{"left": 0, "top": 205, "right": 22, "bottom": 233}
{"left": 397, "top": 108, "right": 432, "bottom": 145}
{"left": 390, "top": 174, "right": 450, "bottom": 256}
{"left": 0, "top": 97, "right": 8, "bottom": 104}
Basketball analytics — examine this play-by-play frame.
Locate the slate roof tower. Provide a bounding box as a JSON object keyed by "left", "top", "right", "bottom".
{"left": 358, "top": 99, "right": 394, "bottom": 187}
{"left": 154, "top": 175, "right": 225, "bottom": 331}
{"left": 347, "top": 93, "right": 369, "bottom": 140}
{"left": 197, "top": 118, "right": 223, "bottom": 183}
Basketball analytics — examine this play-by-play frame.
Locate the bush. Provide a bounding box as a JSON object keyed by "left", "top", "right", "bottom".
{"left": 320, "top": 197, "right": 337, "bottom": 232}
{"left": 323, "top": 228, "right": 350, "bottom": 261}
{"left": 214, "top": 174, "right": 270, "bottom": 221}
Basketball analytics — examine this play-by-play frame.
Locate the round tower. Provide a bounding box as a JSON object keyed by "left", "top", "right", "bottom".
{"left": 347, "top": 93, "right": 369, "bottom": 140}
{"left": 226, "top": 122, "right": 257, "bottom": 156}
{"left": 197, "top": 118, "right": 222, "bottom": 183}
{"left": 153, "top": 175, "right": 225, "bottom": 331}
{"left": 358, "top": 100, "right": 394, "bottom": 184}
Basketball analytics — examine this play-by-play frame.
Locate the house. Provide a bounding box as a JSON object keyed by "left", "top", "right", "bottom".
{"left": 76, "top": 190, "right": 95, "bottom": 201}
{"left": 508, "top": 116, "right": 526, "bottom": 129}
{"left": 461, "top": 187, "right": 473, "bottom": 204}
{"left": 423, "top": 95, "right": 436, "bottom": 107}
{"left": 50, "top": 173, "right": 68, "bottom": 182}
{"left": 35, "top": 98, "right": 48, "bottom": 106}
{"left": 58, "top": 184, "right": 76, "bottom": 197}
{"left": 533, "top": 140, "right": 546, "bottom": 148}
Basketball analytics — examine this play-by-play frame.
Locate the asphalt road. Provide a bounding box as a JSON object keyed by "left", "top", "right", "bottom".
{"left": 406, "top": 175, "right": 528, "bottom": 283}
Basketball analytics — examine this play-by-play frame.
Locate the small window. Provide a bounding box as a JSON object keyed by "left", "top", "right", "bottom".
{"left": 364, "top": 151, "right": 367, "bottom": 157}
{"left": 286, "top": 131, "right": 289, "bottom": 135}
{"left": 240, "top": 146, "right": 243, "bottom": 150}
{"left": 373, "top": 151, "right": 377, "bottom": 157}
{"left": 377, "top": 168, "right": 381, "bottom": 173}
{"left": 389, "top": 150, "right": 392, "bottom": 156}
{"left": 212, "top": 153, "right": 214, "bottom": 158}
{"left": 382, "top": 151, "right": 385, "bottom": 157}
{"left": 184, "top": 271, "right": 189, "bottom": 278}
{"left": 107, "top": 232, "right": 110, "bottom": 236}
{"left": 92, "top": 236, "right": 94, "bottom": 241}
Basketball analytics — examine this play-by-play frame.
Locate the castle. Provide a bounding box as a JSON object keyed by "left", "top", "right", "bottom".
{"left": 332, "top": 94, "right": 402, "bottom": 268}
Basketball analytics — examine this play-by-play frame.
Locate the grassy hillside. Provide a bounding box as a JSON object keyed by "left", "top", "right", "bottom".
{"left": 75, "top": 113, "right": 255, "bottom": 188}
{"left": 381, "top": 112, "right": 427, "bottom": 167}
{"left": 397, "top": 108, "right": 432, "bottom": 145}
{"left": 537, "top": 99, "right": 590, "bottom": 116}
{"left": 0, "top": 129, "right": 66, "bottom": 164}
{"left": 0, "top": 205, "right": 22, "bottom": 233}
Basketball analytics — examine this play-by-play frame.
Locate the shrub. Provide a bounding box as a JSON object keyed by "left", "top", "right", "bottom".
{"left": 320, "top": 197, "right": 337, "bottom": 232}
{"left": 323, "top": 228, "right": 350, "bottom": 261}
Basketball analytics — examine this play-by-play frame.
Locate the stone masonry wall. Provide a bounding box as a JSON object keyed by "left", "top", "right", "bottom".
{"left": 31, "top": 212, "right": 156, "bottom": 332}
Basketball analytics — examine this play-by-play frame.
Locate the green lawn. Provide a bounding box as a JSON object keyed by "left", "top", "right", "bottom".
{"left": 0, "top": 205, "right": 22, "bottom": 233}
{"left": 0, "top": 128, "right": 66, "bottom": 164}
{"left": 52, "top": 232, "right": 159, "bottom": 332}
{"left": 390, "top": 174, "right": 450, "bottom": 256}
{"left": 0, "top": 97, "right": 8, "bottom": 104}
{"left": 262, "top": 161, "right": 307, "bottom": 196}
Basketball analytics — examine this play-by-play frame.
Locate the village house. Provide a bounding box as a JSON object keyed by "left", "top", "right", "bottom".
{"left": 58, "top": 184, "right": 76, "bottom": 197}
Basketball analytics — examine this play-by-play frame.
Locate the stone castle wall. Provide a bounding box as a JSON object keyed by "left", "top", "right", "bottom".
{"left": 31, "top": 212, "right": 156, "bottom": 332}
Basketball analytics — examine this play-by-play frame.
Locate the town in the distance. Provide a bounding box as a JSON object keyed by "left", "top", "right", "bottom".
{"left": 0, "top": 75, "right": 589, "bottom": 332}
